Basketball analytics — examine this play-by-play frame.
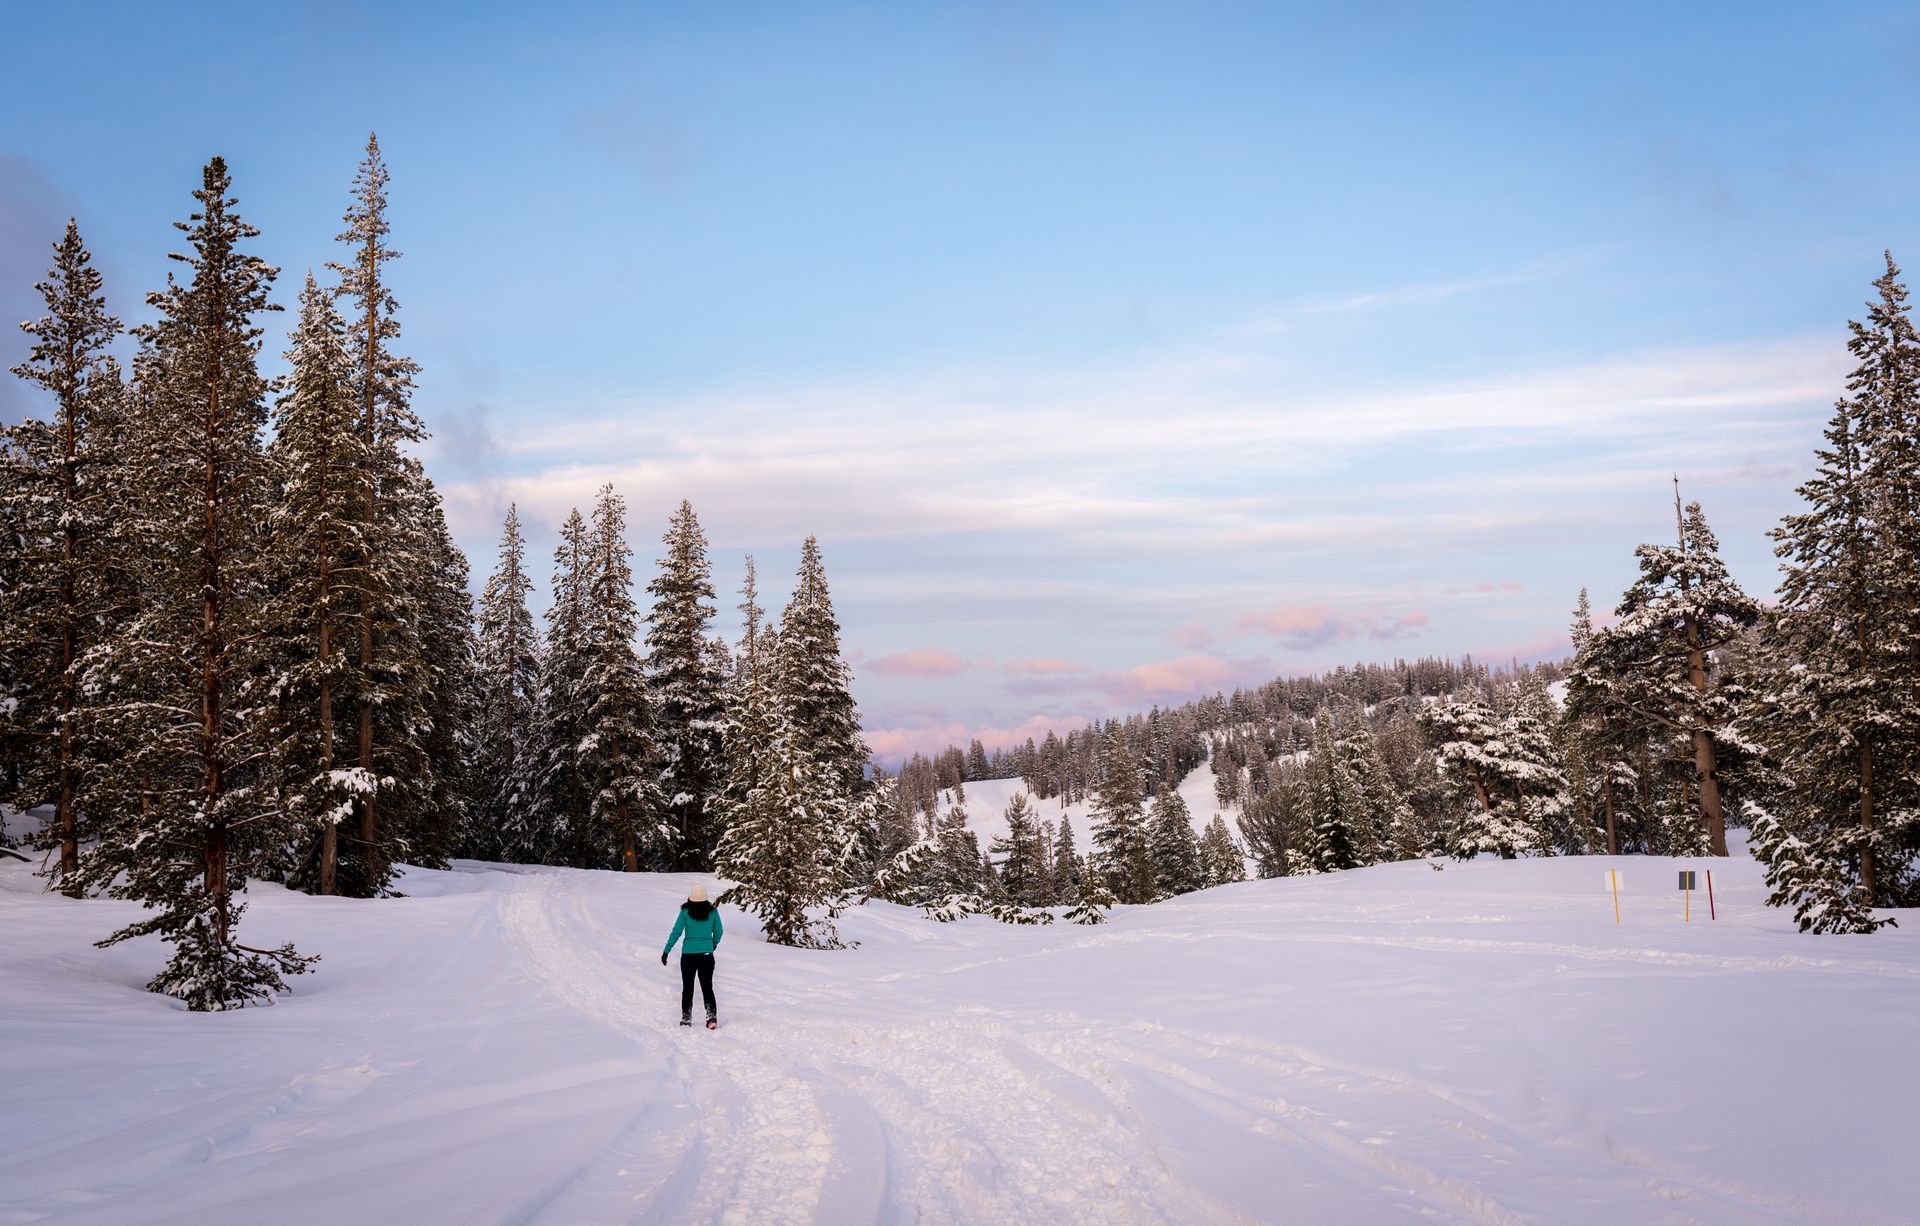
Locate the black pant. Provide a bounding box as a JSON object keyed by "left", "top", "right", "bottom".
{"left": 679, "top": 952, "right": 716, "bottom": 1018}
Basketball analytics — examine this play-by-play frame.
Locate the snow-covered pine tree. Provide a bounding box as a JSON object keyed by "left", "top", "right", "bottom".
{"left": 1561, "top": 590, "right": 1618, "bottom": 854}
{"left": 1849, "top": 261, "right": 1920, "bottom": 860}
{"left": 71, "top": 158, "right": 314, "bottom": 1009}
{"left": 581, "top": 485, "right": 661, "bottom": 871}
{"left": 1236, "top": 783, "right": 1294, "bottom": 877}
{"left": 774, "top": 536, "right": 868, "bottom": 796}
{"left": 1090, "top": 727, "right": 1154, "bottom": 903}
{"left": 989, "top": 791, "right": 1049, "bottom": 905}
{"left": 2, "top": 219, "right": 123, "bottom": 891}
{"left": 1576, "top": 494, "right": 1760, "bottom": 856}
{"left": 1147, "top": 785, "right": 1203, "bottom": 897}
{"left": 469, "top": 505, "right": 540, "bottom": 862}
{"left": 1566, "top": 590, "right": 1654, "bottom": 855}
{"left": 1051, "top": 813, "right": 1081, "bottom": 902}
{"left": 645, "top": 501, "right": 726, "bottom": 869}
{"left": 1420, "top": 690, "right": 1544, "bottom": 860}
{"left": 1507, "top": 673, "right": 1572, "bottom": 852}
{"left": 261, "top": 273, "right": 365, "bottom": 895}
{"left": 926, "top": 804, "right": 986, "bottom": 899}
{"left": 526, "top": 509, "right": 595, "bottom": 866}
{"left": 712, "top": 661, "right": 844, "bottom": 947}
{"left": 1198, "top": 815, "right": 1245, "bottom": 886}
{"left": 1748, "top": 259, "right": 1920, "bottom": 913}
{"left": 326, "top": 133, "right": 428, "bottom": 897}
{"left": 404, "top": 468, "right": 476, "bottom": 868}
{"left": 1066, "top": 854, "right": 1115, "bottom": 924}
{"left": 1334, "top": 716, "right": 1414, "bottom": 862}
{"left": 1748, "top": 803, "right": 1893, "bottom": 933}
{"left": 1303, "top": 713, "right": 1365, "bottom": 871}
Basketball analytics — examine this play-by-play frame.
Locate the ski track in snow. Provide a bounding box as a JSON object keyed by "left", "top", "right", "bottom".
{"left": 491, "top": 867, "right": 1906, "bottom": 1226}
{"left": 504, "top": 871, "right": 1249, "bottom": 1225}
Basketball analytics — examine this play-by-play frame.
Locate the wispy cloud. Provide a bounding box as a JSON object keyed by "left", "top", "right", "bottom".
{"left": 1229, "top": 604, "right": 1429, "bottom": 650}
{"left": 868, "top": 647, "right": 979, "bottom": 679}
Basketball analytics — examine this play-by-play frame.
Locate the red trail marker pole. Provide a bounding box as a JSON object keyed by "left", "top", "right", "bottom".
{"left": 1707, "top": 869, "right": 1716, "bottom": 920}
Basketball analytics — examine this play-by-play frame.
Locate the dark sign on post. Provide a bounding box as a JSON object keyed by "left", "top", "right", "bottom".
{"left": 1678, "top": 870, "right": 1697, "bottom": 890}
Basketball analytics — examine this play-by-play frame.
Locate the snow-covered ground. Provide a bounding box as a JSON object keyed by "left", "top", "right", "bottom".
{"left": 3, "top": 829, "right": 1915, "bottom": 1224}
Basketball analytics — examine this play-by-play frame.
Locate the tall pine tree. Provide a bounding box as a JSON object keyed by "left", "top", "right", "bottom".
{"left": 2, "top": 219, "right": 123, "bottom": 890}
{"left": 645, "top": 501, "right": 726, "bottom": 869}
{"left": 74, "top": 158, "right": 313, "bottom": 1009}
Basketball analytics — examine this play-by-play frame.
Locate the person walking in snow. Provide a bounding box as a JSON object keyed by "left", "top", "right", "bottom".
{"left": 661, "top": 884, "right": 723, "bottom": 1029}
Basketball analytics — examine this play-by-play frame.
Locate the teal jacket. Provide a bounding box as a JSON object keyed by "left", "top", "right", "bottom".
{"left": 664, "top": 902, "right": 723, "bottom": 956}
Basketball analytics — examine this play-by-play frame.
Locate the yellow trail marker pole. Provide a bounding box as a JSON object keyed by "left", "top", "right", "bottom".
{"left": 1610, "top": 869, "right": 1621, "bottom": 924}
{"left": 1685, "top": 877, "right": 1691, "bottom": 923}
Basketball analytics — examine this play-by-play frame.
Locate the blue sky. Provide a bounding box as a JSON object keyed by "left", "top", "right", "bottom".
{"left": 5, "top": 2, "right": 1919, "bottom": 758}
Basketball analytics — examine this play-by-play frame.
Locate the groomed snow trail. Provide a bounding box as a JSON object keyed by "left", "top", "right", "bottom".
{"left": 4, "top": 835, "right": 1918, "bottom": 1225}
{"left": 503, "top": 870, "right": 1249, "bottom": 1225}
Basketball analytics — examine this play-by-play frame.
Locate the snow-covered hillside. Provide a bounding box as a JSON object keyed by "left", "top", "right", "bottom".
{"left": 940, "top": 762, "right": 1230, "bottom": 857}
{"left": 2, "top": 835, "right": 1915, "bottom": 1224}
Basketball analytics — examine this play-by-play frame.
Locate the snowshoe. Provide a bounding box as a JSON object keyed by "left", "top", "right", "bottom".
{"left": 706, "top": 1015, "right": 719, "bottom": 1031}
{"left": 680, "top": 1016, "right": 693, "bottom": 1028}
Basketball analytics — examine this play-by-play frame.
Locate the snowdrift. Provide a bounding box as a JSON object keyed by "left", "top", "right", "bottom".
{"left": 2, "top": 834, "right": 1915, "bottom": 1224}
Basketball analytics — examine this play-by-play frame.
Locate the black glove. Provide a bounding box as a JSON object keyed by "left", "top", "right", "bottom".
{"left": 659, "top": 951, "right": 668, "bottom": 966}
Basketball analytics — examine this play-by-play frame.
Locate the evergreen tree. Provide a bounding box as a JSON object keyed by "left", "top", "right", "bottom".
{"left": 1574, "top": 493, "right": 1759, "bottom": 856}
{"left": 405, "top": 471, "right": 475, "bottom": 869}
{"left": 1752, "top": 258, "right": 1920, "bottom": 911}
{"left": 713, "top": 657, "right": 845, "bottom": 947}
{"left": 468, "top": 505, "right": 539, "bottom": 860}
{"left": 524, "top": 509, "right": 594, "bottom": 865}
{"left": 1198, "top": 815, "right": 1245, "bottom": 887}
{"left": 1334, "top": 717, "right": 1414, "bottom": 862}
{"left": 1749, "top": 803, "right": 1894, "bottom": 933}
{"left": 583, "top": 485, "right": 661, "bottom": 871}
{"left": 1421, "top": 690, "right": 1548, "bottom": 859}
{"left": 1303, "top": 714, "right": 1365, "bottom": 872}
{"left": 1236, "top": 784, "right": 1295, "bottom": 877}
{"left": 645, "top": 501, "right": 726, "bottom": 869}
{"left": 774, "top": 537, "right": 869, "bottom": 796}
{"left": 1066, "top": 855, "right": 1115, "bottom": 924}
{"left": 2, "top": 219, "right": 123, "bottom": 890}
{"left": 1089, "top": 727, "right": 1153, "bottom": 903}
{"left": 1051, "top": 814, "right": 1081, "bottom": 902}
{"left": 261, "top": 273, "right": 364, "bottom": 894}
{"left": 73, "top": 158, "right": 314, "bottom": 1008}
{"left": 324, "top": 133, "right": 430, "bottom": 895}
{"left": 989, "top": 791, "right": 1049, "bottom": 905}
{"left": 1147, "top": 786, "right": 1203, "bottom": 897}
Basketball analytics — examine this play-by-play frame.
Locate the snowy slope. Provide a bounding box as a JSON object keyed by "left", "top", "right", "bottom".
{"left": 940, "top": 761, "right": 1231, "bottom": 857}
{"left": 2, "top": 837, "right": 1916, "bottom": 1224}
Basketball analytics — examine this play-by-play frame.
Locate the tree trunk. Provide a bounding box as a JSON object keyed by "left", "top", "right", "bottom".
{"left": 57, "top": 342, "right": 79, "bottom": 885}
{"left": 1602, "top": 768, "right": 1619, "bottom": 857}
{"left": 202, "top": 377, "right": 227, "bottom": 944}
{"left": 207, "top": 822, "right": 230, "bottom": 945}
{"left": 356, "top": 240, "right": 381, "bottom": 888}
{"left": 318, "top": 560, "right": 337, "bottom": 896}
{"left": 1858, "top": 743, "right": 1877, "bottom": 905}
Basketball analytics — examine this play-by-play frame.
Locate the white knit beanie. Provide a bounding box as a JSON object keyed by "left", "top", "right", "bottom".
{"left": 688, "top": 884, "right": 708, "bottom": 903}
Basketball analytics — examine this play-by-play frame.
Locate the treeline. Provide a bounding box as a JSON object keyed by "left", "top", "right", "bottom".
{"left": 0, "top": 143, "right": 886, "bottom": 1008}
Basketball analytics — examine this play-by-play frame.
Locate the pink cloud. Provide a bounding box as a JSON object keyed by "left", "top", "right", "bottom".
{"left": 1007, "top": 653, "right": 1276, "bottom": 705}
{"left": 1005, "top": 657, "right": 1086, "bottom": 675}
{"left": 1371, "top": 609, "right": 1428, "bottom": 640}
{"left": 867, "top": 647, "right": 977, "bottom": 679}
{"left": 1231, "top": 603, "right": 1429, "bottom": 650}
{"left": 1445, "top": 580, "right": 1527, "bottom": 595}
{"left": 1168, "top": 621, "right": 1215, "bottom": 650}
